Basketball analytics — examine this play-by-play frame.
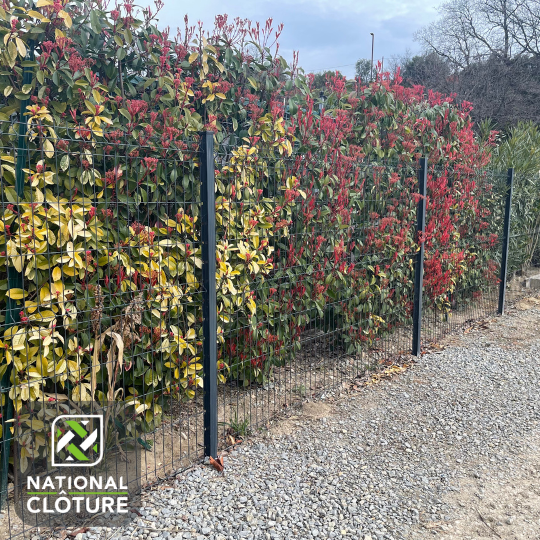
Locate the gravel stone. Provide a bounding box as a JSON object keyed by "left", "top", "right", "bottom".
{"left": 75, "top": 302, "right": 540, "bottom": 540}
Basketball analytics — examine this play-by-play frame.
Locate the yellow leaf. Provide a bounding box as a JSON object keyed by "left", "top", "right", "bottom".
{"left": 28, "top": 310, "right": 56, "bottom": 323}
{"left": 12, "top": 255, "right": 23, "bottom": 273}
{"left": 52, "top": 267, "right": 61, "bottom": 281}
{"left": 6, "top": 288, "right": 25, "bottom": 300}
{"left": 12, "top": 329, "right": 27, "bottom": 351}
{"left": 58, "top": 10, "right": 72, "bottom": 27}
{"left": 36, "top": 0, "right": 53, "bottom": 5}
{"left": 188, "top": 52, "right": 198, "bottom": 64}
{"left": 15, "top": 38, "right": 26, "bottom": 57}
{"left": 27, "top": 10, "right": 46, "bottom": 19}
{"left": 24, "top": 419, "right": 44, "bottom": 430}
{"left": 43, "top": 139, "right": 54, "bottom": 158}
{"left": 54, "top": 359, "right": 67, "bottom": 375}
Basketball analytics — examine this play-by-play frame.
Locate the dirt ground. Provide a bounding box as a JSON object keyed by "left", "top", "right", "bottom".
{"left": 427, "top": 295, "right": 540, "bottom": 540}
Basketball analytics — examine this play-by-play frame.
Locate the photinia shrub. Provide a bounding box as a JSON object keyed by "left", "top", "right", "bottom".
{"left": 0, "top": 0, "right": 499, "bottom": 470}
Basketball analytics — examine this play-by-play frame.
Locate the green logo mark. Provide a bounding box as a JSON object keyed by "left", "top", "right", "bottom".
{"left": 51, "top": 415, "right": 103, "bottom": 467}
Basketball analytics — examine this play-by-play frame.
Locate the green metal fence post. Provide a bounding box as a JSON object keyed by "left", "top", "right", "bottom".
{"left": 412, "top": 157, "right": 427, "bottom": 356}
{"left": 498, "top": 168, "right": 514, "bottom": 315}
{"left": 199, "top": 131, "right": 218, "bottom": 458}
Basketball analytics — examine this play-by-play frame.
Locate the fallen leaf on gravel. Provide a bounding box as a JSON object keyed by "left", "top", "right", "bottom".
{"left": 209, "top": 455, "right": 224, "bottom": 472}
{"left": 365, "top": 364, "right": 408, "bottom": 386}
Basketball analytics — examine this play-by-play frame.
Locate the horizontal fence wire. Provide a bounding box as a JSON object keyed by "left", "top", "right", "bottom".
{"left": 0, "top": 121, "right": 538, "bottom": 539}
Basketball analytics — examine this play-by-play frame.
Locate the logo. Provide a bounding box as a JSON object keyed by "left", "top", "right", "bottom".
{"left": 15, "top": 406, "right": 141, "bottom": 523}
{"left": 51, "top": 415, "right": 104, "bottom": 467}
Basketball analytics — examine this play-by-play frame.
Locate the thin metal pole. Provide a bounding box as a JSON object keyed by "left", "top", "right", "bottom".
{"left": 412, "top": 157, "right": 428, "bottom": 356}
{"left": 498, "top": 168, "right": 514, "bottom": 315}
{"left": 200, "top": 131, "right": 218, "bottom": 458}
{"left": 370, "top": 33, "right": 374, "bottom": 81}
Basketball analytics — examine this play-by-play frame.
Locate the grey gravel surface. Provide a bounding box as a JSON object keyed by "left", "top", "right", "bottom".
{"left": 82, "top": 303, "right": 540, "bottom": 540}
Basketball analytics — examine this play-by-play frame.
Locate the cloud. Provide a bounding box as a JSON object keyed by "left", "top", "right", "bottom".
{"left": 158, "top": 0, "right": 441, "bottom": 78}
{"left": 284, "top": 0, "right": 440, "bottom": 23}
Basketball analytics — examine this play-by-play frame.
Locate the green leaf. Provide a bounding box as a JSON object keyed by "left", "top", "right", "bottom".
{"left": 60, "top": 154, "right": 70, "bottom": 172}
{"left": 84, "top": 100, "right": 96, "bottom": 114}
{"left": 137, "top": 437, "right": 153, "bottom": 450}
{"left": 90, "top": 10, "right": 102, "bottom": 33}
{"left": 7, "top": 40, "right": 17, "bottom": 64}
{"left": 52, "top": 101, "right": 67, "bottom": 113}
{"left": 119, "top": 108, "right": 131, "bottom": 120}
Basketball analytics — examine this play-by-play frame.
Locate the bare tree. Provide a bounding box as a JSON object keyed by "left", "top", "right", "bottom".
{"left": 415, "top": 0, "right": 526, "bottom": 66}
{"left": 413, "top": 0, "right": 540, "bottom": 127}
{"left": 511, "top": 0, "right": 540, "bottom": 57}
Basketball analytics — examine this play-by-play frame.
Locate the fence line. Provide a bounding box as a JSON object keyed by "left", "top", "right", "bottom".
{"left": 0, "top": 124, "right": 530, "bottom": 538}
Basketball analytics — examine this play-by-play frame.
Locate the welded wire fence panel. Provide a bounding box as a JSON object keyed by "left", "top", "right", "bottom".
{"left": 214, "top": 141, "right": 420, "bottom": 442}
{"left": 421, "top": 166, "right": 508, "bottom": 343}
{"left": 0, "top": 119, "right": 533, "bottom": 539}
{"left": 0, "top": 120, "right": 204, "bottom": 536}
{"left": 505, "top": 170, "right": 540, "bottom": 304}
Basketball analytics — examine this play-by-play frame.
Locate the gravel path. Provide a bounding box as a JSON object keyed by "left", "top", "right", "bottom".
{"left": 86, "top": 298, "right": 540, "bottom": 540}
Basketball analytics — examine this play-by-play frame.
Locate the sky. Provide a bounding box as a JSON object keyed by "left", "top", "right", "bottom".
{"left": 158, "top": 0, "right": 442, "bottom": 79}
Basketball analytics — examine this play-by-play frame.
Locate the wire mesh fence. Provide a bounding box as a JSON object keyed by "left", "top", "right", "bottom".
{"left": 0, "top": 123, "right": 536, "bottom": 538}
{"left": 501, "top": 166, "right": 540, "bottom": 305}
{"left": 421, "top": 166, "right": 509, "bottom": 343}
{"left": 214, "top": 146, "right": 420, "bottom": 447}
{"left": 0, "top": 120, "right": 205, "bottom": 536}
